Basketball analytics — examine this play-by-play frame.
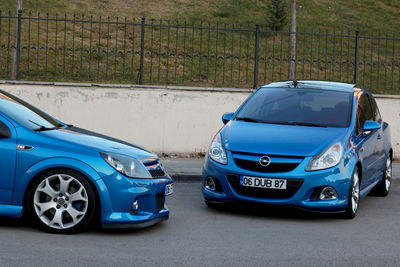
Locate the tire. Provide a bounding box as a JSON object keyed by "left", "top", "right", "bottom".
{"left": 373, "top": 155, "right": 392, "bottom": 197}
{"left": 343, "top": 167, "right": 360, "bottom": 219}
{"left": 26, "top": 169, "right": 96, "bottom": 234}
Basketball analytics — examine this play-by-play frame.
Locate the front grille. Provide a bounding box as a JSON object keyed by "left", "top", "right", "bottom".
{"left": 141, "top": 157, "right": 166, "bottom": 178}
{"left": 156, "top": 193, "right": 165, "bottom": 210}
{"left": 234, "top": 158, "right": 299, "bottom": 173}
{"left": 227, "top": 174, "right": 303, "bottom": 199}
{"left": 149, "top": 169, "right": 166, "bottom": 178}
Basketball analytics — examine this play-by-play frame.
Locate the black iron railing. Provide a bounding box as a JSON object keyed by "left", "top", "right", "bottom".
{"left": 1, "top": 10, "right": 400, "bottom": 94}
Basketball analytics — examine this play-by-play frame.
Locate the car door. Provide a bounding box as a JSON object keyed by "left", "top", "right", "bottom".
{"left": 0, "top": 115, "right": 17, "bottom": 204}
{"left": 354, "top": 94, "right": 380, "bottom": 189}
{"left": 368, "top": 94, "right": 386, "bottom": 175}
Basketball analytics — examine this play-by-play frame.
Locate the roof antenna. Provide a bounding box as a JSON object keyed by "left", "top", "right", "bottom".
{"left": 293, "top": 80, "right": 298, "bottom": 87}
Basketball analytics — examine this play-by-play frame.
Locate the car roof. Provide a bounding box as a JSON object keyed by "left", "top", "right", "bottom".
{"left": 261, "top": 80, "right": 356, "bottom": 93}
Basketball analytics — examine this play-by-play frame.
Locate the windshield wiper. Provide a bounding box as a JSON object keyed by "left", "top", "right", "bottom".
{"left": 31, "top": 120, "right": 65, "bottom": 132}
{"left": 235, "top": 118, "right": 327, "bottom": 127}
{"left": 282, "top": 121, "right": 328, "bottom": 127}
{"left": 241, "top": 120, "right": 328, "bottom": 127}
{"left": 235, "top": 117, "right": 263, "bottom": 123}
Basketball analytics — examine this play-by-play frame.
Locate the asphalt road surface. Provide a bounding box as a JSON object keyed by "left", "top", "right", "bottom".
{"left": 1, "top": 182, "right": 400, "bottom": 266}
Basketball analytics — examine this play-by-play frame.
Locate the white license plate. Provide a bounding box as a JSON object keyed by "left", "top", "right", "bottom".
{"left": 165, "top": 183, "right": 174, "bottom": 196}
{"left": 240, "top": 176, "right": 287, "bottom": 190}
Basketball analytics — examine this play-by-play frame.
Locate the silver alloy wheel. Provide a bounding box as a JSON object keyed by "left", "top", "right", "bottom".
{"left": 351, "top": 172, "right": 360, "bottom": 214}
{"left": 33, "top": 174, "right": 89, "bottom": 230}
{"left": 385, "top": 157, "right": 392, "bottom": 192}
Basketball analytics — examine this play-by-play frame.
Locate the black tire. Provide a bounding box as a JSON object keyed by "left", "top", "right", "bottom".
{"left": 25, "top": 168, "right": 96, "bottom": 234}
{"left": 343, "top": 167, "right": 360, "bottom": 219}
{"left": 372, "top": 155, "right": 392, "bottom": 197}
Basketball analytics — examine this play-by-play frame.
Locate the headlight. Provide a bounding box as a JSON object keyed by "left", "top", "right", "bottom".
{"left": 208, "top": 133, "right": 228, "bottom": 165}
{"left": 101, "top": 152, "right": 152, "bottom": 178}
{"left": 306, "top": 142, "right": 344, "bottom": 171}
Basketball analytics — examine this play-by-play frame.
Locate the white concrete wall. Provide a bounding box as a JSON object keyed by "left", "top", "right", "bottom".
{"left": 1, "top": 81, "right": 399, "bottom": 159}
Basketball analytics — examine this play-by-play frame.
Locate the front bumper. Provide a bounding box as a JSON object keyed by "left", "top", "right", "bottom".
{"left": 102, "top": 214, "right": 169, "bottom": 229}
{"left": 97, "top": 171, "right": 172, "bottom": 227}
{"left": 202, "top": 154, "right": 355, "bottom": 212}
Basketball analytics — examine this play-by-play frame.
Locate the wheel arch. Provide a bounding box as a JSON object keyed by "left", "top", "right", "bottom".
{"left": 13, "top": 157, "right": 112, "bottom": 219}
{"left": 22, "top": 166, "right": 102, "bottom": 223}
{"left": 355, "top": 161, "right": 363, "bottom": 183}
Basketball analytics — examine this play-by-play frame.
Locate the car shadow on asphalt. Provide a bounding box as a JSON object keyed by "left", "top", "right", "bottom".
{"left": 97, "top": 223, "right": 167, "bottom": 235}
{"left": 0, "top": 216, "right": 35, "bottom": 231}
{"left": 202, "top": 180, "right": 400, "bottom": 221}
{"left": 204, "top": 202, "right": 343, "bottom": 221}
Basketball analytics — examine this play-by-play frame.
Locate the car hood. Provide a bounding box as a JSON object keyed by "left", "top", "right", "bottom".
{"left": 222, "top": 121, "right": 348, "bottom": 157}
{"left": 39, "top": 126, "right": 156, "bottom": 159}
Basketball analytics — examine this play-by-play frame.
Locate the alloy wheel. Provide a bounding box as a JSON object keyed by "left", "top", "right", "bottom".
{"left": 385, "top": 157, "right": 392, "bottom": 192}
{"left": 33, "top": 174, "right": 89, "bottom": 230}
{"left": 351, "top": 172, "right": 360, "bottom": 214}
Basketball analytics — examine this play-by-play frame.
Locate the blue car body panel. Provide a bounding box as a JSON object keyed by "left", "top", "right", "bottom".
{"left": 0, "top": 90, "right": 172, "bottom": 227}
{"left": 203, "top": 81, "right": 392, "bottom": 212}
{"left": 222, "top": 121, "right": 348, "bottom": 156}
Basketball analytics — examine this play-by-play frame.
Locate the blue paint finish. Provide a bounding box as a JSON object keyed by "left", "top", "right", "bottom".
{"left": 0, "top": 89, "right": 172, "bottom": 227}
{"left": 0, "top": 114, "right": 17, "bottom": 201}
{"left": 0, "top": 204, "right": 23, "bottom": 218}
{"left": 0, "top": 190, "right": 14, "bottom": 206}
{"left": 203, "top": 81, "right": 392, "bottom": 213}
{"left": 222, "top": 121, "right": 348, "bottom": 157}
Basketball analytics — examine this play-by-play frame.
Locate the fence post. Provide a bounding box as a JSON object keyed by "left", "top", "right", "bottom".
{"left": 253, "top": 24, "right": 260, "bottom": 89}
{"left": 353, "top": 30, "right": 359, "bottom": 84}
{"left": 139, "top": 17, "right": 145, "bottom": 85}
{"left": 11, "top": 9, "right": 22, "bottom": 80}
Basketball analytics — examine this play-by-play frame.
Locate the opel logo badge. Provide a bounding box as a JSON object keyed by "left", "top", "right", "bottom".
{"left": 259, "top": 156, "right": 271, "bottom": 167}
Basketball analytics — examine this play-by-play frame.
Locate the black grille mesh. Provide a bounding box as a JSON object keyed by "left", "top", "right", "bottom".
{"left": 156, "top": 193, "right": 165, "bottom": 210}
{"left": 149, "top": 169, "right": 166, "bottom": 178}
{"left": 234, "top": 158, "right": 299, "bottom": 173}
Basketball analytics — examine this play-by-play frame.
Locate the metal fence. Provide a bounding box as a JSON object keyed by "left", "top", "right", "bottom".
{"left": 1, "top": 10, "right": 400, "bottom": 94}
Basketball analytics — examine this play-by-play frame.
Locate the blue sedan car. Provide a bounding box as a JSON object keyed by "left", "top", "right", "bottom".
{"left": 0, "top": 89, "right": 173, "bottom": 233}
{"left": 202, "top": 81, "right": 392, "bottom": 218}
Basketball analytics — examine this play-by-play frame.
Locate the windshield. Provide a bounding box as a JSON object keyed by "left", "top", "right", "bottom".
{"left": 0, "top": 90, "right": 62, "bottom": 130}
{"left": 236, "top": 87, "right": 353, "bottom": 127}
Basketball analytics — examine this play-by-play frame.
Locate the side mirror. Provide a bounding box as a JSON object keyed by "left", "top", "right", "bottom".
{"left": 363, "top": 120, "right": 381, "bottom": 134}
{"left": 222, "top": 112, "right": 234, "bottom": 124}
{"left": 0, "top": 121, "right": 11, "bottom": 138}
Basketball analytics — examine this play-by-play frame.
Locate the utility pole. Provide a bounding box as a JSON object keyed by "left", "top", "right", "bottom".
{"left": 288, "top": 0, "right": 296, "bottom": 81}
{"left": 11, "top": 0, "right": 22, "bottom": 80}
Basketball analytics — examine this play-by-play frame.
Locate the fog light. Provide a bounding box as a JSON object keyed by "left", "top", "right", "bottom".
{"left": 205, "top": 177, "right": 216, "bottom": 191}
{"left": 320, "top": 187, "right": 338, "bottom": 200}
{"left": 130, "top": 200, "right": 139, "bottom": 214}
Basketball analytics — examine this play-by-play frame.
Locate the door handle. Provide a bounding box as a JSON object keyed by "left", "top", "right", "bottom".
{"left": 377, "top": 134, "right": 382, "bottom": 140}
{"left": 17, "top": 144, "right": 34, "bottom": 151}
{"left": 360, "top": 147, "right": 364, "bottom": 153}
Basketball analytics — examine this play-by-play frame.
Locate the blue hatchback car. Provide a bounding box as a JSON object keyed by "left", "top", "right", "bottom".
{"left": 0, "top": 89, "right": 173, "bottom": 233}
{"left": 202, "top": 81, "right": 392, "bottom": 218}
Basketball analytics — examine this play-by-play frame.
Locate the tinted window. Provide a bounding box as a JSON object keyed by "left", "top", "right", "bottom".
{"left": 0, "top": 90, "right": 60, "bottom": 130}
{"left": 236, "top": 88, "right": 353, "bottom": 127}
{"left": 356, "top": 94, "right": 374, "bottom": 135}
{"left": 368, "top": 95, "right": 382, "bottom": 122}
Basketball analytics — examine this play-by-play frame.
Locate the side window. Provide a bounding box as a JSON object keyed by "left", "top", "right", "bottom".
{"left": 368, "top": 95, "right": 382, "bottom": 123}
{"left": 356, "top": 94, "right": 374, "bottom": 136}
{"left": 0, "top": 120, "right": 11, "bottom": 138}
